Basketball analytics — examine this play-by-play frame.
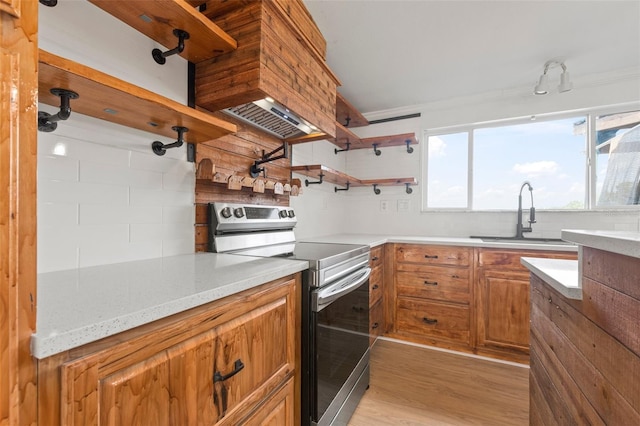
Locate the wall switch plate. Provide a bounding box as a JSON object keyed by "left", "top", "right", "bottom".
{"left": 398, "top": 199, "right": 410, "bottom": 211}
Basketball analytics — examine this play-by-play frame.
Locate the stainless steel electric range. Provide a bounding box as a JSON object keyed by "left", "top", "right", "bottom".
{"left": 208, "top": 202, "right": 371, "bottom": 426}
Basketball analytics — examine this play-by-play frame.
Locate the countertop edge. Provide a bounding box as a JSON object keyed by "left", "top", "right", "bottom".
{"left": 562, "top": 229, "right": 640, "bottom": 259}
{"left": 521, "top": 257, "right": 582, "bottom": 300}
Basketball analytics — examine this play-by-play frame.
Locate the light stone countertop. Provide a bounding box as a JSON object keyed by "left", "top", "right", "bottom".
{"left": 520, "top": 257, "right": 581, "bottom": 300}
{"left": 32, "top": 253, "right": 308, "bottom": 359}
{"left": 562, "top": 229, "right": 640, "bottom": 259}
{"left": 303, "top": 233, "right": 578, "bottom": 251}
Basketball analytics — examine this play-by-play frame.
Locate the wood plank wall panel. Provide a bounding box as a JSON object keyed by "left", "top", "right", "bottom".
{"left": 194, "top": 112, "right": 290, "bottom": 252}
{"left": 529, "top": 261, "right": 640, "bottom": 425}
{"left": 0, "top": 2, "right": 39, "bottom": 424}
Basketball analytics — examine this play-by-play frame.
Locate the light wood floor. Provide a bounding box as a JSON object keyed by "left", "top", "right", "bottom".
{"left": 348, "top": 339, "right": 529, "bottom": 426}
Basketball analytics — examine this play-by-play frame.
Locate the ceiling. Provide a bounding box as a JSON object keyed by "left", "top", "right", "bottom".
{"left": 303, "top": 0, "right": 640, "bottom": 114}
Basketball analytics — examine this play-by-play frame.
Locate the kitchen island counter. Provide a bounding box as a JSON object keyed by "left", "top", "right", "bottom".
{"left": 32, "top": 253, "right": 308, "bottom": 359}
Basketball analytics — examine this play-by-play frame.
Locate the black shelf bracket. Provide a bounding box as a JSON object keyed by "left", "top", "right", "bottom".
{"left": 344, "top": 116, "right": 351, "bottom": 127}
{"left": 405, "top": 183, "right": 413, "bottom": 194}
{"left": 305, "top": 173, "right": 324, "bottom": 186}
{"left": 250, "top": 142, "right": 289, "bottom": 178}
{"left": 335, "top": 142, "right": 351, "bottom": 155}
{"left": 373, "top": 184, "right": 381, "bottom": 195}
{"left": 38, "top": 88, "right": 79, "bottom": 132}
{"left": 334, "top": 182, "right": 350, "bottom": 192}
{"left": 406, "top": 139, "right": 414, "bottom": 154}
{"left": 39, "top": 0, "right": 57, "bottom": 6}
{"left": 152, "top": 126, "right": 188, "bottom": 156}
{"left": 372, "top": 143, "right": 381, "bottom": 156}
{"left": 153, "top": 29, "right": 190, "bottom": 65}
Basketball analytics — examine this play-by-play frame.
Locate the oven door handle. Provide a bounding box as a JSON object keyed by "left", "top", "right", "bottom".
{"left": 313, "top": 267, "right": 372, "bottom": 312}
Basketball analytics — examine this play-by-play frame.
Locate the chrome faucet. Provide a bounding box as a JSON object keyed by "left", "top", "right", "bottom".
{"left": 516, "top": 181, "right": 536, "bottom": 238}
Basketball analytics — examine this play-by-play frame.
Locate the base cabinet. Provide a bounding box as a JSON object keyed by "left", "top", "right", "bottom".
{"left": 39, "top": 275, "right": 300, "bottom": 426}
{"left": 369, "top": 245, "right": 384, "bottom": 345}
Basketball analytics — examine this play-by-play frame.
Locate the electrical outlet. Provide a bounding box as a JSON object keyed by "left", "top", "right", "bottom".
{"left": 380, "top": 200, "right": 390, "bottom": 212}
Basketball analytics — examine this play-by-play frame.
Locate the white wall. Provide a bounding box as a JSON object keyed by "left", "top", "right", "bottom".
{"left": 293, "top": 70, "right": 640, "bottom": 239}
{"left": 38, "top": 1, "right": 194, "bottom": 272}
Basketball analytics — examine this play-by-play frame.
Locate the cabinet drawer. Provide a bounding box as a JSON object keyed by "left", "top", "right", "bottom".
{"left": 396, "top": 265, "right": 470, "bottom": 304}
{"left": 396, "top": 244, "right": 470, "bottom": 266}
{"left": 369, "top": 265, "right": 383, "bottom": 307}
{"left": 370, "top": 300, "right": 383, "bottom": 345}
{"left": 370, "top": 245, "right": 384, "bottom": 268}
{"left": 396, "top": 297, "right": 470, "bottom": 344}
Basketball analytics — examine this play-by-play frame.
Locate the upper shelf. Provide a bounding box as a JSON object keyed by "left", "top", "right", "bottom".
{"left": 88, "top": 0, "right": 237, "bottom": 63}
{"left": 336, "top": 92, "right": 369, "bottom": 128}
{"left": 38, "top": 50, "right": 237, "bottom": 143}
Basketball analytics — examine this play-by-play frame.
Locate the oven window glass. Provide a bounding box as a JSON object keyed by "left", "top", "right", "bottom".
{"left": 314, "top": 280, "right": 369, "bottom": 420}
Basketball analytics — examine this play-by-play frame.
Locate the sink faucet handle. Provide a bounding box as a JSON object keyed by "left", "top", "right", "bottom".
{"left": 529, "top": 207, "right": 536, "bottom": 224}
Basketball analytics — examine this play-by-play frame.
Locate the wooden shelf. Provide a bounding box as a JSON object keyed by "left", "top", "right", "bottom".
{"left": 291, "top": 164, "right": 417, "bottom": 191}
{"left": 336, "top": 92, "right": 369, "bottom": 128}
{"left": 359, "top": 133, "right": 418, "bottom": 150}
{"left": 88, "top": 0, "right": 237, "bottom": 63}
{"left": 38, "top": 50, "right": 236, "bottom": 143}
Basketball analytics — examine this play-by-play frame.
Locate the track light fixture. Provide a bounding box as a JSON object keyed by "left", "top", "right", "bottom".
{"left": 534, "top": 60, "right": 572, "bottom": 95}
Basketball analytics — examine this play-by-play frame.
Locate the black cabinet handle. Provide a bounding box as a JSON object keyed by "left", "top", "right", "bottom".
{"left": 214, "top": 359, "right": 245, "bottom": 383}
{"left": 372, "top": 322, "right": 379, "bottom": 329}
{"left": 352, "top": 306, "right": 365, "bottom": 312}
{"left": 424, "top": 255, "right": 438, "bottom": 259}
{"left": 422, "top": 317, "right": 438, "bottom": 325}
{"left": 372, "top": 284, "right": 379, "bottom": 290}
{"left": 423, "top": 280, "right": 438, "bottom": 286}
{"left": 451, "top": 274, "right": 460, "bottom": 279}
{"left": 372, "top": 256, "right": 379, "bottom": 261}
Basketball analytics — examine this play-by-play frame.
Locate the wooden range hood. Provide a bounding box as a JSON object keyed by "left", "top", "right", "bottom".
{"left": 192, "top": 0, "right": 339, "bottom": 140}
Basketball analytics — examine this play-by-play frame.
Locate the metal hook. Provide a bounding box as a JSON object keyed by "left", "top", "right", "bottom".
{"left": 344, "top": 116, "right": 351, "bottom": 127}
{"left": 152, "top": 126, "right": 188, "bottom": 156}
{"left": 373, "top": 184, "right": 381, "bottom": 195}
{"left": 335, "top": 182, "right": 350, "bottom": 192}
{"left": 152, "top": 29, "right": 190, "bottom": 65}
{"left": 335, "top": 142, "right": 351, "bottom": 155}
{"left": 406, "top": 139, "right": 414, "bottom": 154}
{"left": 305, "top": 173, "right": 325, "bottom": 186}
{"left": 373, "top": 143, "right": 381, "bottom": 156}
{"left": 38, "top": 88, "right": 79, "bottom": 132}
{"left": 405, "top": 183, "right": 413, "bottom": 194}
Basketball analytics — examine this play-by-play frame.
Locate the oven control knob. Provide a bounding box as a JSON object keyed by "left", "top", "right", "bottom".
{"left": 233, "top": 208, "right": 244, "bottom": 218}
{"left": 279, "top": 210, "right": 288, "bottom": 218}
{"left": 220, "top": 207, "right": 232, "bottom": 219}
{"left": 287, "top": 210, "right": 295, "bottom": 218}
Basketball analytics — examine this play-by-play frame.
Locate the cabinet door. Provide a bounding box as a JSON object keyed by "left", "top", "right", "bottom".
{"left": 100, "top": 330, "right": 217, "bottom": 426}
{"left": 476, "top": 269, "right": 530, "bottom": 352}
{"left": 239, "top": 378, "right": 294, "bottom": 426}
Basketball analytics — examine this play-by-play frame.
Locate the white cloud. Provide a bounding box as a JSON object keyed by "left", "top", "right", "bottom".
{"left": 512, "top": 161, "right": 559, "bottom": 177}
{"left": 428, "top": 136, "right": 446, "bottom": 157}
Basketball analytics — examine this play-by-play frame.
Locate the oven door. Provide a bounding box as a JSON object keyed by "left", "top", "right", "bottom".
{"left": 310, "top": 267, "right": 371, "bottom": 426}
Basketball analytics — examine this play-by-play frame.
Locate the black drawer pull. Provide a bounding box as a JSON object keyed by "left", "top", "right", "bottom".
{"left": 422, "top": 317, "right": 438, "bottom": 325}
{"left": 352, "top": 306, "right": 365, "bottom": 312}
{"left": 424, "top": 280, "right": 438, "bottom": 286}
{"left": 372, "top": 256, "right": 379, "bottom": 261}
{"left": 214, "top": 359, "right": 245, "bottom": 383}
{"left": 451, "top": 274, "right": 460, "bottom": 279}
{"left": 372, "top": 322, "right": 379, "bottom": 329}
{"left": 424, "top": 255, "right": 439, "bottom": 259}
{"left": 372, "top": 284, "right": 379, "bottom": 290}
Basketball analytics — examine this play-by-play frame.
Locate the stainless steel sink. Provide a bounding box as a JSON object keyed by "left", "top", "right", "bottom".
{"left": 470, "top": 236, "right": 572, "bottom": 245}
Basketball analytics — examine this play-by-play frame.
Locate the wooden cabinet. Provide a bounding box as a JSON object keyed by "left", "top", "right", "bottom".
{"left": 475, "top": 248, "right": 576, "bottom": 362}
{"left": 38, "top": 274, "right": 300, "bottom": 426}
{"left": 390, "top": 244, "right": 473, "bottom": 350}
{"left": 369, "top": 245, "right": 384, "bottom": 345}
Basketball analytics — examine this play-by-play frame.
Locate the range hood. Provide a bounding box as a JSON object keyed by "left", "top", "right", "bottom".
{"left": 224, "top": 98, "right": 317, "bottom": 140}
{"left": 194, "top": 0, "right": 339, "bottom": 140}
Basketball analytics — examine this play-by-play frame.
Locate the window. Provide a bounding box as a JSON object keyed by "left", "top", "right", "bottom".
{"left": 424, "top": 107, "right": 640, "bottom": 210}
